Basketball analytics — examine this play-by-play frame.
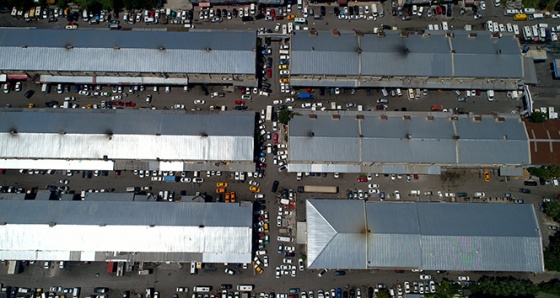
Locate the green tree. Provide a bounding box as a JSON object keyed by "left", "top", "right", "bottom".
{"left": 530, "top": 111, "right": 547, "bottom": 123}
{"left": 540, "top": 279, "right": 560, "bottom": 296}
{"left": 555, "top": 0, "right": 560, "bottom": 12}
{"left": 528, "top": 166, "right": 553, "bottom": 180}
{"left": 546, "top": 233, "right": 560, "bottom": 271}
{"left": 425, "top": 279, "right": 461, "bottom": 298}
{"left": 278, "top": 109, "right": 292, "bottom": 125}
{"left": 545, "top": 200, "right": 560, "bottom": 222}
{"left": 374, "top": 290, "right": 390, "bottom": 298}
{"left": 470, "top": 276, "right": 538, "bottom": 296}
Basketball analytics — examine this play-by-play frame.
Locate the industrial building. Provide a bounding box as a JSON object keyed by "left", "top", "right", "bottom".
{"left": 305, "top": 199, "right": 544, "bottom": 272}
{"left": 290, "top": 30, "right": 537, "bottom": 90}
{"left": 0, "top": 28, "right": 258, "bottom": 87}
{"left": 0, "top": 200, "right": 253, "bottom": 263}
{"left": 0, "top": 109, "right": 256, "bottom": 172}
{"left": 287, "top": 110, "right": 530, "bottom": 175}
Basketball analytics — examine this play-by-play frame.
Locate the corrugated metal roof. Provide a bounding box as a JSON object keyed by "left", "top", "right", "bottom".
{"left": 0, "top": 29, "right": 256, "bottom": 74}
{"left": 0, "top": 200, "right": 253, "bottom": 263}
{"left": 291, "top": 30, "right": 524, "bottom": 79}
{"left": 306, "top": 199, "right": 544, "bottom": 272}
{"left": 288, "top": 111, "right": 529, "bottom": 167}
{"left": 0, "top": 109, "right": 255, "bottom": 162}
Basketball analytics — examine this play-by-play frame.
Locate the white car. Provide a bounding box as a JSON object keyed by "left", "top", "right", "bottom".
{"left": 274, "top": 23, "right": 281, "bottom": 32}
{"left": 273, "top": 99, "right": 283, "bottom": 105}
{"left": 194, "top": 99, "right": 206, "bottom": 104}
{"left": 420, "top": 274, "right": 432, "bottom": 280}
{"left": 368, "top": 183, "right": 379, "bottom": 189}
{"left": 264, "top": 255, "right": 269, "bottom": 267}
{"left": 474, "top": 192, "right": 486, "bottom": 197}
{"left": 298, "top": 258, "right": 305, "bottom": 271}
{"left": 249, "top": 180, "right": 260, "bottom": 187}
{"left": 458, "top": 276, "right": 470, "bottom": 281}
{"left": 480, "top": 1, "right": 486, "bottom": 10}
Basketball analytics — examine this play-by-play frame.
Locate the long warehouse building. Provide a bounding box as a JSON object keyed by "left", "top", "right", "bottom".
{"left": 0, "top": 200, "right": 254, "bottom": 263}
{"left": 0, "top": 28, "right": 258, "bottom": 86}
{"left": 0, "top": 109, "right": 256, "bottom": 172}
{"left": 287, "top": 110, "right": 530, "bottom": 175}
{"left": 306, "top": 199, "right": 544, "bottom": 272}
{"left": 289, "top": 30, "right": 537, "bottom": 90}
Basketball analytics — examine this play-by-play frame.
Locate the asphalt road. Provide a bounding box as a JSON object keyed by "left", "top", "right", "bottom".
{"left": 0, "top": 2, "right": 560, "bottom": 296}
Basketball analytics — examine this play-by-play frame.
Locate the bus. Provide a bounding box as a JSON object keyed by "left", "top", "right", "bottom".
{"left": 265, "top": 105, "right": 273, "bottom": 122}
{"left": 294, "top": 18, "right": 307, "bottom": 25}
{"left": 298, "top": 185, "right": 338, "bottom": 194}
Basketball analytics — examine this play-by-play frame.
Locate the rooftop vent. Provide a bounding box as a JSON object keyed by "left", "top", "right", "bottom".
{"left": 309, "top": 30, "right": 318, "bottom": 36}
{"left": 403, "top": 115, "right": 411, "bottom": 121}
{"left": 149, "top": 224, "right": 155, "bottom": 227}
{"left": 503, "top": 134, "right": 509, "bottom": 140}
{"left": 491, "top": 32, "right": 501, "bottom": 38}
{"left": 308, "top": 114, "right": 317, "bottom": 119}
{"left": 354, "top": 29, "right": 363, "bottom": 37}
{"left": 445, "top": 32, "right": 454, "bottom": 38}
{"left": 450, "top": 116, "right": 458, "bottom": 121}
{"left": 21, "top": 45, "right": 27, "bottom": 48}
{"left": 159, "top": 46, "right": 166, "bottom": 51}
{"left": 206, "top": 47, "right": 212, "bottom": 52}
{"left": 497, "top": 49, "right": 502, "bottom": 54}
{"left": 400, "top": 32, "right": 409, "bottom": 38}
{"left": 473, "top": 116, "right": 482, "bottom": 122}
{"left": 308, "top": 131, "right": 315, "bottom": 137}
{"left": 496, "top": 117, "right": 505, "bottom": 122}
{"left": 114, "top": 46, "right": 120, "bottom": 50}
{"left": 355, "top": 115, "right": 364, "bottom": 120}
{"left": 378, "top": 31, "right": 386, "bottom": 38}
{"left": 453, "top": 135, "right": 460, "bottom": 140}
{"left": 357, "top": 47, "right": 362, "bottom": 53}
{"left": 422, "top": 33, "right": 431, "bottom": 38}
{"left": 199, "top": 225, "right": 204, "bottom": 228}
{"left": 99, "top": 223, "right": 106, "bottom": 227}
{"left": 406, "top": 133, "right": 412, "bottom": 139}
{"left": 332, "top": 29, "right": 340, "bottom": 36}
{"left": 468, "top": 33, "right": 478, "bottom": 38}
{"left": 332, "top": 114, "right": 341, "bottom": 120}
{"left": 65, "top": 45, "right": 73, "bottom": 50}
{"left": 49, "top": 222, "right": 56, "bottom": 227}
{"left": 380, "top": 115, "right": 388, "bottom": 120}
{"left": 59, "top": 130, "right": 66, "bottom": 135}
{"left": 451, "top": 49, "right": 456, "bottom": 53}
{"left": 9, "top": 130, "right": 17, "bottom": 135}
{"left": 426, "top": 116, "right": 434, "bottom": 121}
{"left": 200, "top": 132, "right": 208, "bottom": 137}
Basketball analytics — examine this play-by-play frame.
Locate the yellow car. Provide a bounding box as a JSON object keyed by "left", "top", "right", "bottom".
{"left": 28, "top": 103, "right": 35, "bottom": 108}
{"left": 86, "top": 104, "right": 93, "bottom": 109}
{"left": 279, "top": 78, "right": 290, "bottom": 83}
{"left": 255, "top": 266, "right": 264, "bottom": 274}
{"left": 216, "top": 187, "right": 226, "bottom": 194}
{"left": 249, "top": 186, "right": 261, "bottom": 193}
{"left": 483, "top": 170, "right": 490, "bottom": 183}
{"left": 216, "top": 182, "right": 228, "bottom": 188}
{"left": 230, "top": 192, "right": 237, "bottom": 203}
{"left": 279, "top": 65, "right": 288, "bottom": 70}
{"left": 287, "top": 14, "right": 296, "bottom": 20}
{"left": 225, "top": 192, "right": 231, "bottom": 203}
{"left": 264, "top": 222, "right": 269, "bottom": 233}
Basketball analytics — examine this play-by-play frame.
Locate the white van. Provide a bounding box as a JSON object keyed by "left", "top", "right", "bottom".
{"left": 371, "top": 4, "right": 378, "bottom": 16}
{"left": 381, "top": 88, "right": 389, "bottom": 97}
{"left": 277, "top": 236, "right": 293, "bottom": 242}
{"left": 280, "top": 198, "right": 291, "bottom": 205}
{"left": 250, "top": 3, "right": 256, "bottom": 14}
{"left": 237, "top": 285, "right": 254, "bottom": 292}
{"left": 190, "top": 262, "right": 197, "bottom": 275}
{"left": 441, "top": 21, "right": 449, "bottom": 30}
{"left": 256, "top": 250, "right": 267, "bottom": 255}
{"left": 41, "top": 83, "right": 50, "bottom": 93}
{"left": 193, "top": 286, "right": 211, "bottom": 293}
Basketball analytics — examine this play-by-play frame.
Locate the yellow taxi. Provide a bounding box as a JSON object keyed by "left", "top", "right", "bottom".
{"left": 287, "top": 14, "right": 296, "bottom": 20}
{"left": 216, "top": 182, "right": 228, "bottom": 188}
{"left": 225, "top": 192, "right": 231, "bottom": 203}
{"left": 255, "top": 266, "right": 264, "bottom": 274}
{"left": 279, "top": 65, "right": 288, "bottom": 70}
{"left": 264, "top": 222, "right": 269, "bottom": 233}
{"left": 28, "top": 103, "right": 35, "bottom": 108}
{"left": 279, "top": 78, "right": 290, "bottom": 83}
{"left": 230, "top": 192, "right": 237, "bottom": 203}
{"left": 483, "top": 170, "right": 490, "bottom": 182}
{"left": 216, "top": 188, "right": 226, "bottom": 194}
{"left": 249, "top": 186, "right": 261, "bottom": 193}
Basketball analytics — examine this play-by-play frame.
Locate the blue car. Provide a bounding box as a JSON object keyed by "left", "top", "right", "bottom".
{"left": 336, "top": 288, "right": 342, "bottom": 298}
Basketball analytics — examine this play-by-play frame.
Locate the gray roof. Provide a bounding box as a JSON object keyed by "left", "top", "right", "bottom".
{"left": 306, "top": 200, "right": 544, "bottom": 272}
{"left": 291, "top": 31, "right": 524, "bottom": 79}
{"left": 0, "top": 28, "right": 256, "bottom": 74}
{"left": 0, "top": 200, "right": 253, "bottom": 263}
{"left": 288, "top": 111, "right": 530, "bottom": 167}
{"left": 0, "top": 109, "right": 255, "bottom": 162}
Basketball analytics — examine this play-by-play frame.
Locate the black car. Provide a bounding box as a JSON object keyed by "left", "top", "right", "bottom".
{"left": 335, "top": 270, "right": 346, "bottom": 276}
{"left": 201, "top": 85, "right": 209, "bottom": 96}
{"left": 45, "top": 100, "right": 59, "bottom": 107}
{"left": 271, "top": 180, "right": 279, "bottom": 193}
{"left": 241, "top": 16, "right": 254, "bottom": 22}
{"left": 255, "top": 13, "right": 265, "bottom": 20}
{"left": 334, "top": 7, "right": 340, "bottom": 15}
{"left": 24, "top": 89, "right": 35, "bottom": 99}
{"left": 367, "top": 288, "right": 373, "bottom": 298}
{"left": 235, "top": 105, "right": 247, "bottom": 110}
{"left": 520, "top": 188, "right": 531, "bottom": 194}
{"left": 284, "top": 252, "right": 295, "bottom": 257}
{"left": 216, "top": 9, "right": 221, "bottom": 18}
{"left": 524, "top": 180, "right": 538, "bottom": 186}
{"left": 232, "top": 8, "right": 238, "bottom": 17}
{"left": 353, "top": 6, "right": 359, "bottom": 15}
{"left": 220, "top": 284, "right": 232, "bottom": 290}
{"left": 320, "top": 6, "right": 326, "bottom": 16}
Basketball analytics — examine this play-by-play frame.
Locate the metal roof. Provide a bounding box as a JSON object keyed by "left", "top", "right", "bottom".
{"left": 0, "top": 28, "right": 256, "bottom": 74}
{"left": 0, "top": 109, "right": 255, "bottom": 162}
{"left": 0, "top": 200, "right": 253, "bottom": 263}
{"left": 288, "top": 111, "right": 530, "bottom": 167}
{"left": 291, "top": 31, "right": 524, "bottom": 79}
{"left": 306, "top": 200, "right": 544, "bottom": 272}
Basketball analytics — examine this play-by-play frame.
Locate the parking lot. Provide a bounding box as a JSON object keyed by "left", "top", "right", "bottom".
{"left": 1, "top": 0, "right": 560, "bottom": 296}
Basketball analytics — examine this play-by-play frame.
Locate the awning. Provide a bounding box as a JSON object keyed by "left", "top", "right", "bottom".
{"left": 499, "top": 166, "right": 524, "bottom": 177}
{"left": 7, "top": 74, "right": 28, "bottom": 80}
{"left": 199, "top": 2, "right": 211, "bottom": 7}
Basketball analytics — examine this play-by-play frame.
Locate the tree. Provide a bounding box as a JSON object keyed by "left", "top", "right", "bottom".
{"left": 374, "top": 290, "right": 390, "bottom": 298}
{"left": 278, "top": 109, "right": 292, "bottom": 125}
{"left": 544, "top": 200, "right": 560, "bottom": 222}
{"left": 540, "top": 279, "right": 560, "bottom": 296}
{"left": 555, "top": 0, "right": 560, "bottom": 12}
{"left": 425, "top": 279, "right": 461, "bottom": 298}
{"left": 470, "top": 276, "right": 538, "bottom": 297}
{"left": 530, "top": 111, "right": 547, "bottom": 123}
{"left": 528, "top": 165, "right": 560, "bottom": 181}
{"left": 546, "top": 233, "right": 560, "bottom": 271}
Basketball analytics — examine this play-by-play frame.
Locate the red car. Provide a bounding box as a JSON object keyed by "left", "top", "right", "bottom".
{"left": 275, "top": 15, "right": 284, "bottom": 20}
{"left": 270, "top": 9, "right": 275, "bottom": 17}
{"left": 125, "top": 101, "right": 136, "bottom": 107}
{"left": 266, "top": 68, "right": 272, "bottom": 78}
{"left": 357, "top": 177, "right": 367, "bottom": 182}
{"left": 273, "top": 133, "right": 279, "bottom": 144}
{"left": 234, "top": 100, "right": 246, "bottom": 105}
{"left": 113, "top": 100, "right": 124, "bottom": 106}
